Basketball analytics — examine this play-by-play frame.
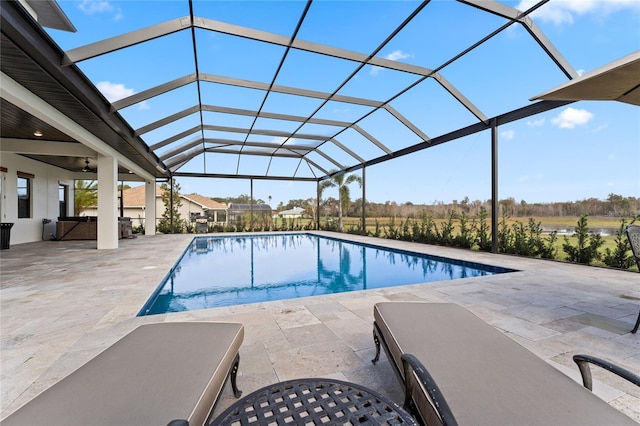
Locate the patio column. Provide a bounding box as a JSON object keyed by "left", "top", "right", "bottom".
{"left": 145, "top": 180, "right": 156, "bottom": 235}
{"left": 97, "top": 154, "right": 118, "bottom": 249}
{"left": 491, "top": 119, "right": 499, "bottom": 253}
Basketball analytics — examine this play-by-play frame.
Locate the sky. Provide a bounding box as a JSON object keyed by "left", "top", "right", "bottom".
{"left": 46, "top": 0, "right": 640, "bottom": 208}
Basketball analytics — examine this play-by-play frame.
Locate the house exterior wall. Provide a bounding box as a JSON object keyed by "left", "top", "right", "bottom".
{"left": 0, "top": 153, "right": 75, "bottom": 245}
{"left": 179, "top": 199, "right": 205, "bottom": 221}
{"left": 154, "top": 197, "right": 207, "bottom": 226}
{"left": 81, "top": 196, "right": 207, "bottom": 229}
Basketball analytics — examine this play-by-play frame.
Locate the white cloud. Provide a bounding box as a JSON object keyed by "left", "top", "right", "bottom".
{"left": 551, "top": 107, "right": 594, "bottom": 129}
{"left": 385, "top": 50, "right": 411, "bottom": 61}
{"left": 79, "top": 0, "right": 122, "bottom": 20}
{"left": 96, "top": 81, "right": 134, "bottom": 102}
{"left": 138, "top": 101, "right": 150, "bottom": 111}
{"left": 527, "top": 118, "right": 545, "bottom": 127}
{"left": 78, "top": 0, "right": 113, "bottom": 14}
{"left": 517, "top": 0, "right": 640, "bottom": 25}
{"left": 501, "top": 130, "right": 516, "bottom": 140}
{"left": 576, "top": 69, "right": 585, "bottom": 76}
{"left": 370, "top": 50, "right": 411, "bottom": 76}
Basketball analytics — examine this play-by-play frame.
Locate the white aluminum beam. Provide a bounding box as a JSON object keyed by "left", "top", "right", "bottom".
{"left": 204, "top": 138, "right": 315, "bottom": 152}
{"left": 111, "top": 74, "right": 197, "bottom": 111}
{"left": 200, "top": 73, "right": 383, "bottom": 107}
{"left": 135, "top": 105, "right": 199, "bottom": 136}
{"left": 150, "top": 126, "right": 201, "bottom": 150}
{"left": 352, "top": 125, "right": 393, "bottom": 155}
{"left": 432, "top": 73, "right": 488, "bottom": 123}
{"left": 195, "top": 17, "right": 437, "bottom": 77}
{"left": 383, "top": 105, "right": 430, "bottom": 142}
{"left": 330, "top": 139, "right": 366, "bottom": 163}
{"left": 458, "top": 0, "right": 577, "bottom": 78}
{"left": 63, "top": 17, "right": 191, "bottom": 65}
{"left": 159, "top": 139, "right": 202, "bottom": 161}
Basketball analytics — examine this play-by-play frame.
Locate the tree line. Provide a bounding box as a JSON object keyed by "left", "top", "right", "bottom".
{"left": 335, "top": 193, "right": 640, "bottom": 220}
{"left": 212, "top": 193, "right": 639, "bottom": 221}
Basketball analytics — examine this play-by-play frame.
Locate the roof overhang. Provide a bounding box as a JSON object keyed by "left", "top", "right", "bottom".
{"left": 1, "top": 0, "right": 168, "bottom": 179}
{"left": 531, "top": 51, "right": 640, "bottom": 106}
{"left": 22, "top": 0, "right": 76, "bottom": 32}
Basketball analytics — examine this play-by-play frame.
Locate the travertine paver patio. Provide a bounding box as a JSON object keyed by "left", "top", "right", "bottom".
{"left": 1, "top": 231, "right": 639, "bottom": 423}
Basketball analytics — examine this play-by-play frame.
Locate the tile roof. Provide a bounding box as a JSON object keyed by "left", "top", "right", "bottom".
{"left": 184, "top": 193, "right": 228, "bottom": 210}
{"left": 121, "top": 185, "right": 227, "bottom": 210}
{"left": 121, "top": 184, "right": 160, "bottom": 207}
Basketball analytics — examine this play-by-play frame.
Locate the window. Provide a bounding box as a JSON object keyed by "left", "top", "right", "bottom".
{"left": 59, "top": 184, "right": 68, "bottom": 218}
{"left": 17, "top": 173, "right": 32, "bottom": 218}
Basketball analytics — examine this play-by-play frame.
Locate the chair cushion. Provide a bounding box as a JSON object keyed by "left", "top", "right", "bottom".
{"left": 374, "top": 302, "right": 636, "bottom": 425}
{"left": 2, "top": 322, "right": 244, "bottom": 426}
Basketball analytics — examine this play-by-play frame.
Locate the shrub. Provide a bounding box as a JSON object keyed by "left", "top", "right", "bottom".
{"left": 455, "top": 212, "right": 473, "bottom": 249}
{"left": 562, "top": 214, "right": 604, "bottom": 265}
{"left": 511, "top": 221, "right": 528, "bottom": 255}
{"left": 473, "top": 207, "right": 491, "bottom": 252}
{"left": 371, "top": 219, "right": 382, "bottom": 238}
{"left": 497, "top": 209, "right": 513, "bottom": 253}
{"left": 602, "top": 218, "right": 635, "bottom": 269}
{"left": 384, "top": 217, "right": 400, "bottom": 240}
{"left": 401, "top": 218, "right": 412, "bottom": 241}
{"left": 438, "top": 211, "right": 456, "bottom": 246}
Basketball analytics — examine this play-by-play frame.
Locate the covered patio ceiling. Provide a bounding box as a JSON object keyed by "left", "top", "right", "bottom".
{"left": 1, "top": 0, "right": 584, "bottom": 183}
{"left": 532, "top": 50, "right": 640, "bottom": 107}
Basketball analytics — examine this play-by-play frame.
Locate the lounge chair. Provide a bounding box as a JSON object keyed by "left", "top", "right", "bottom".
{"left": 626, "top": 224, "right": 640, "bottom": 333}
{"left": 372, "top": 302, "right": 639, "bottom": 425}
{"left": 1, "top": 322, "right": 244, "bottom": 426}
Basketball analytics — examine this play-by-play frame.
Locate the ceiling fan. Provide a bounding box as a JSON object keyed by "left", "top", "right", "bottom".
{"left": 81, "top": 158, "right": 96, "bottom": 173}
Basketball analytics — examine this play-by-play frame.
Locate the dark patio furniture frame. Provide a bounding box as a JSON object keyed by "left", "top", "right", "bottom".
{"left": 573, "top": 354, "right": 640, "bottom": 390}
{"left": 626, "top": 224, "right": 640, "bottom": 333}
{"left": 210, "top": 378, "right": 418, "bottom": 425}
{"left": 371, "top": 302, "right": 640, "bottom": 426}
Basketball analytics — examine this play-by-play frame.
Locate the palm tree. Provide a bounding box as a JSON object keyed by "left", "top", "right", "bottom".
{"left": 74, "top": 180, "right": 98, "bottom": 215}
{"left": 319, "top": 170, "right": 362, "bottom": 232}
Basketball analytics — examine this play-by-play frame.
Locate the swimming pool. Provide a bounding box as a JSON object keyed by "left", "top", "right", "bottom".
{"left": 139, "top": 233, "right": 514, "bottom": 315}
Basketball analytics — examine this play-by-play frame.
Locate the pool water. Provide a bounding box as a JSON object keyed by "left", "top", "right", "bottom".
{"left": 139, "top": 234, "right": 514, "bottom": 315}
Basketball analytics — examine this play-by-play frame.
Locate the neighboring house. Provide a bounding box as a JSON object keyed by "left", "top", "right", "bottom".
{"left": 277, "top": 207, "right": 305, "bottom": 219}
{"left": 80, "top": 185, "right": 227, "bottom": 228}
{"left": 182, "top": 193, "right": 227, "bottom": 223}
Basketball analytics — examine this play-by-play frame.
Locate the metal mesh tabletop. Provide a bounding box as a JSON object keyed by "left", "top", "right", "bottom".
{"left": 210, "top": 378, "right": 417, "bottom": 425}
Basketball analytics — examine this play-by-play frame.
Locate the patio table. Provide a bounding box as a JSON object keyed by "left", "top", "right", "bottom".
{"left": 209, "top": 378, "right": 417, "bottom": 425}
